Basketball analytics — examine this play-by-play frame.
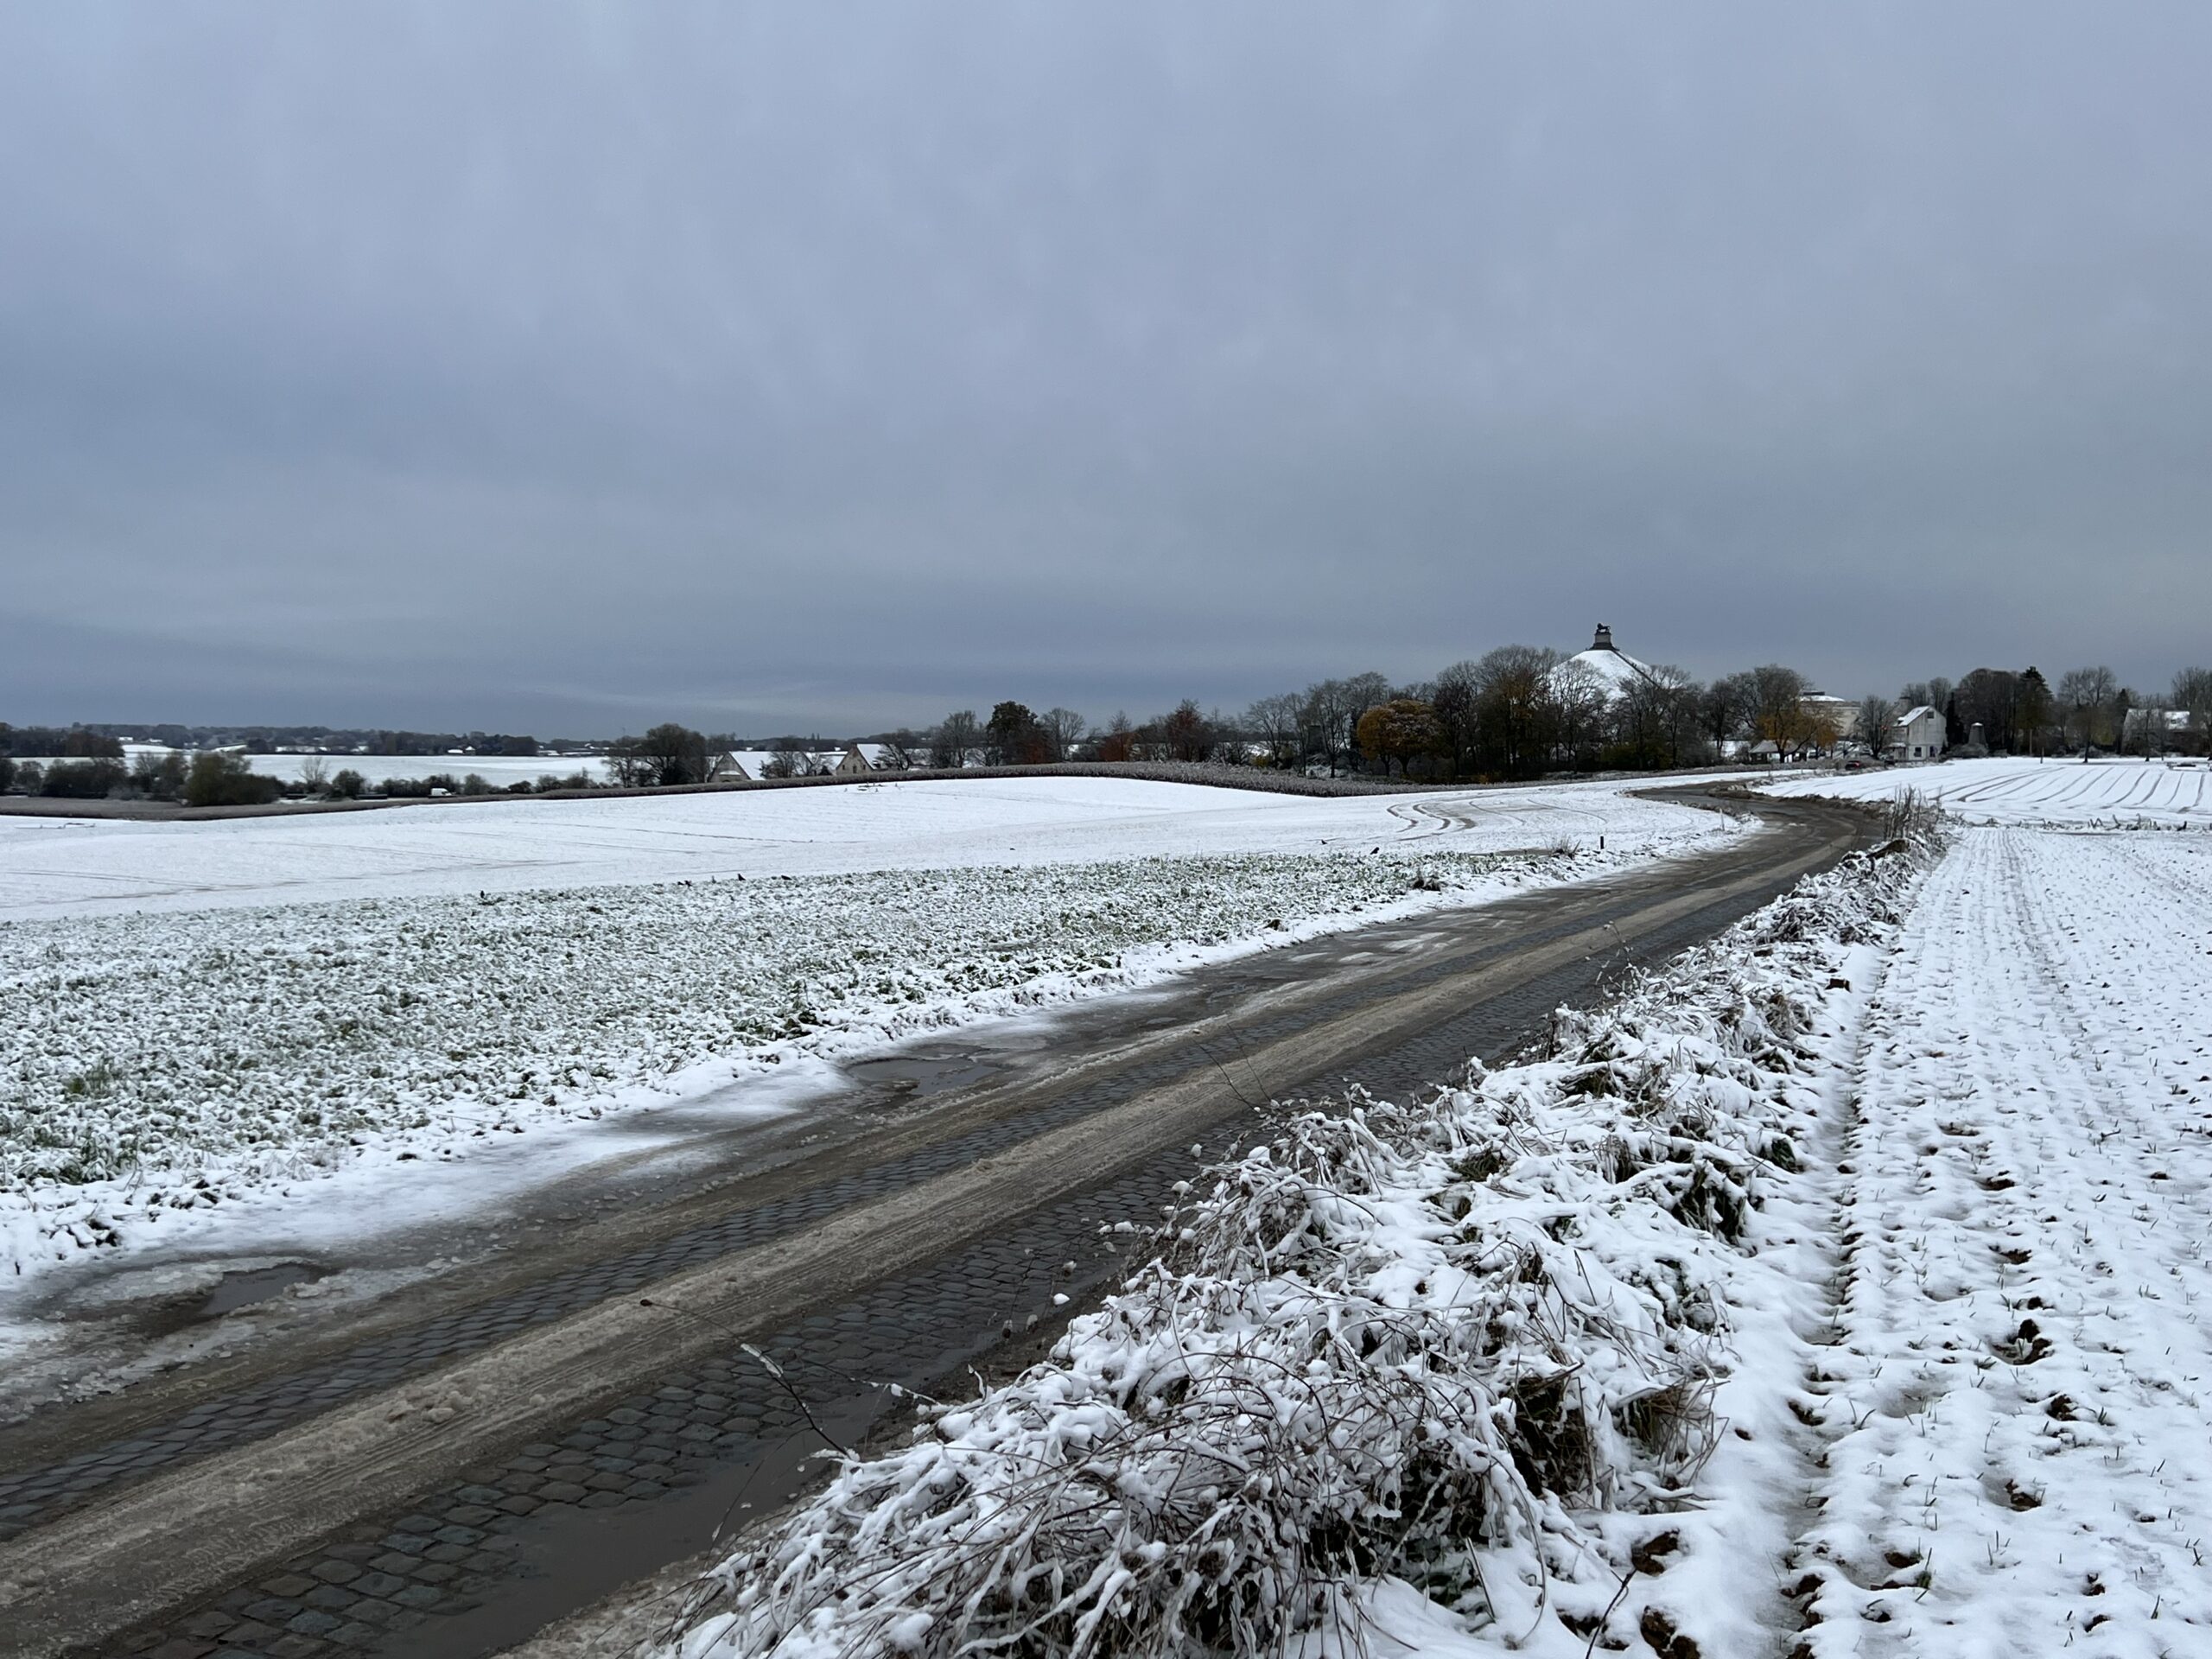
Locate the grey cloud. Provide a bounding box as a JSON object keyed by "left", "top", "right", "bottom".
{"left": 3, "top": 3, "right": 2209, "bottom": 731}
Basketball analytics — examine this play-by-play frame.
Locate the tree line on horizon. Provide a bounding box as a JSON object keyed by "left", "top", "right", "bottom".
{"left": 873, "top": 652, "right": 2212, "bottom": 783}
{"left": 1867, "top": 664, "right": 2212, "bottom": 758}
{"left": 8, "top": 652, "right": 2209, "bottom": 804}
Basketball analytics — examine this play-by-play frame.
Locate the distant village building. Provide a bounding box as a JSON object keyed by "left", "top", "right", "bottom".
{"left": 712, "top": 743, "right": 910, "bottom": 782}
{"left": 2121, "top": 707, "right": 2192, "bottom": 753}
{"left": 712, "top": 750, "right": 779, "bottom": 782}
{"left": 1800, "top": 694, "right": 1858, "bottom": 744}
{"left": 1889, "top": 705, "right": 1946, "bottom": 762}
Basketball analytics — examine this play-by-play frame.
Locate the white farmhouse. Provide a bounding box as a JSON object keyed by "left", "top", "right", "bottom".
{"left": 1888, "top": 705, "right": 1945, "bottom": 762}
{"left": 713, "top": 746, "right": 901, "bottom": 780}
{"left": 712, "top": 749, "right": 782, "bottom": 781}
{"left": 844, "top": 743, "right": 911, "bottom": 773}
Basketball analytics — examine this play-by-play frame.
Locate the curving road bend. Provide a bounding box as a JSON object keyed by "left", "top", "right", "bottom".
{"left": 0, "top": 791, "right": 1865, "bottom": 1659}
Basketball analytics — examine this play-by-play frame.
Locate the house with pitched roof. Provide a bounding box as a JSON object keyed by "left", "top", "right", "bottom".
{"left": 1888, "top": 705, "right": 1945, "bottom": 761}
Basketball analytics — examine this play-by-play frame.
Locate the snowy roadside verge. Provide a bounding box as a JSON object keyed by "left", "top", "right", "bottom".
{"left": 3, "top": 839, "right": 1716, "bottom": 1288}
{"left": 658, "top": 839, "right": 1931, "bottom": 1658}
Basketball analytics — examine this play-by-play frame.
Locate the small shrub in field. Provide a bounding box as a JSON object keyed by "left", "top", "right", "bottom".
{"left": 183, "top": 753, "right": 282, "bottom": 808}
{"left": 130, "top": 750, "right": 188, "bottom": 801}
{"left": 39, "top": 758, "right": 128, "bottom": 798}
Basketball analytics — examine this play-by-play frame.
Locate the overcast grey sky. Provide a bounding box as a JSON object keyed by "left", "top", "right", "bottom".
{"left": 3, "top": 4, "right": 2208, "bottom": 734}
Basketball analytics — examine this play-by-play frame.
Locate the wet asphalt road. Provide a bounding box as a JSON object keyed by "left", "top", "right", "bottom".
{"left": 0, "top": 792, "right": 1865, "bottom": 1659}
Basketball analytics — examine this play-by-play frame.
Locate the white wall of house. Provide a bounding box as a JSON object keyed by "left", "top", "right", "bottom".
{"left": 1890, "top": 706, "right": 1945, "bottom": 761}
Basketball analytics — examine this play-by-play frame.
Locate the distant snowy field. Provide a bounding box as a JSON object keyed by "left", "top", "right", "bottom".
{"left": 1762, "top": 753, "right": 2212, "bottom": 826}
{"left": 17, "top": 751, "right": 579, "bottom": 788}
{"left": 0, "top": 773, "right": 1725, "bottom": 921}
{"left": 0, "top": 776, "right": 1732, "bottom": 1288}
{"left": 245, "top": 753, "right": 582, "bottom": 786}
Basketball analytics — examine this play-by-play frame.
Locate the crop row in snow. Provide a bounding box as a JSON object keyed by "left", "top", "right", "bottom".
{"left": 3, "top": 846, "right": 1602, "bottom": 1267}
{"left": 664, "top": 843, "right": 1929, "bottom": 1659}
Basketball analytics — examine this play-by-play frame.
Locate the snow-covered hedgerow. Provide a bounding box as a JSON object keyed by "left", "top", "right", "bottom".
{"left": 666, "top": 845, "right": 1927, "bottom": 1659}
{"left": 2, "top": 847, "right": 1603, "bottom": 1255}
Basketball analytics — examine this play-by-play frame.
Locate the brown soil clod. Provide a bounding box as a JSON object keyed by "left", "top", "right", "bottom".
{"left": 1631, "top": 1529, "right": 1682, "bottom": 1575}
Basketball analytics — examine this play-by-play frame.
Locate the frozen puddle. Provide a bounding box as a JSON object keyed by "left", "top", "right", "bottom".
{"left": 50, "top": 1255, "right": 328, "bottom": 1334}
{"left": 198, "top": 1262, "right": 321, "bottom": 1318}
{"left": 844, "top": 1052, "right": 1002, "bottom": 1097}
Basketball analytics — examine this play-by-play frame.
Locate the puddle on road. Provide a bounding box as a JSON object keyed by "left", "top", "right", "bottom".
{"left": 199, "top": 1262, "right": 320, "bottom": 1318}
{"left": 845, "top": 1052, "right": 1001, "bottom": 1097}
{"left": 398, "top": 1400, "right": 883, "bottom": 1659}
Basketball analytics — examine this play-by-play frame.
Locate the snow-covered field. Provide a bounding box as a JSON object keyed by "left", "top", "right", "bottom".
{"left": 0, "top": 777, "right": 1733, "bottom": 1293}
{"left": 0, "top": 774, "right": 1723, "bottom": 921}
{"left": 1794, "top": 825, "right": 2212, "bottom": 1653}
{"left": 1763, "top": 753, "right": 2212, "bottom": 827}
{"left": 242, "top": 752, "right": 585, "bottom": 787}
{"left": 8, "top": 750, "right": 583, "bottom": 791}
{"left": 662, "top": 810, "right": 2212, "bottom": 1657}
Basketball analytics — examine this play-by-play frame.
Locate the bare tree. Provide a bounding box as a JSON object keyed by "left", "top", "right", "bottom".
{"left": 601, "top": 738, "right": 656, "bottom": 787}
{"left": 1158, "top": 700, "right": 1214, "bottom": 763}
{"left": 2056, "top": 666, "right": 2119, "bottom": 751}
{"left": 1471, "top": 645, "right": 1562, "bottom": 778}
{"left": 1899, "top": 677, "right": 1955, "bottom": 716}
{"left": 2172, "top": 667, "right": 2212, "bottom": 753}
{"left": 638, "top": 723, "right": 713, "bottom": 785}
{"left": 1745, "top": 664, "right": 1812, "bottom": 759}
{"left": 1298, "top": 680, "right": 1358, "bottom": 776}
{"left": 1855, "top": 695, "right": 1897, "bottom": 757}
{"left": 1340, "top": 671, "right": 1393, "bottom": 765}
{"left": 931, "top": 710, "right": 981, "bottom": 769}
{"left": 1428, "top": 661, "right": 1481, "bottom": 777}
{"left": 1650, "top": 666, "right": 1708, "bottom": 766}
{"left": 868, "top": 729, "right": 928, "bottom": 768}
{"left": 1615, "top": 664, "right": 1701, "bottom": 767}
{"left": 1549, "top": 659, "right": 1610, "bottom": 768}
{"left": 2129, "top": 699, "right": 2176, "bottom": 758}
{"left": 1699, "top": 672, "right": 1752, "bottom": 755}
{"left": 1240, "top": 693, "right": 1304, "bottom": 770}
{"left": 1041, "top": 708, "right": 1086, "bottom": 762}
{"left": 1093, "top": 711, "right": 1136, "bottom": 763}
{"left": 130, "top": 749, "right": 189, "bottom": 800}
